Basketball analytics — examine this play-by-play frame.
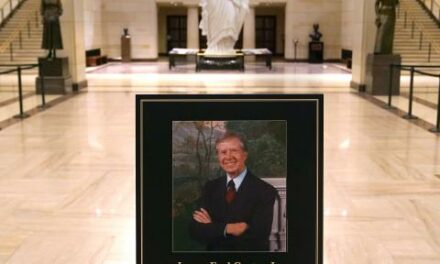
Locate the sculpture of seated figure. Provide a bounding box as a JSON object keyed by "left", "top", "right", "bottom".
{"left": 309, "top": 24, "right": 322, "bottom": 42}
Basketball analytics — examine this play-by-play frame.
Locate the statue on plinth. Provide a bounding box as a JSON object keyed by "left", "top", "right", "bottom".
{"left": 309, "top": 24, "right": 322, "bottom": 42}
{"left": 374, "top": 0, "right": 399, "bottom": 54}
{"left": 41, "top": 0, "right": 63, "bottom": 60}
{"left": 308, "top": 24, "right": 324, "bottom": 63}
{"left": 199, "top": 0, "right": 249, "bottom": 55}
{"left": 123, "top": 28, "right": 129, "bottom": 37}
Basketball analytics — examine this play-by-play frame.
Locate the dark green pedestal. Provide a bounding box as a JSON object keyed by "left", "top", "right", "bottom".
{"left": 309, "top": 41, "right": 323, "bottom": 63}
{"left": 36, "top": 57, "right": 72, "bottom": 95}
{"left": 196, "top": 54, "right": 244, "bottom": 72}
{"left": 366, "top": 54, "right": 401, "bottom": 95}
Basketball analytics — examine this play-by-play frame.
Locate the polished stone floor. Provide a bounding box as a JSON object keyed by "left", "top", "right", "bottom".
{"left": 0, "top": 62, "right": 439, "bottom": 263}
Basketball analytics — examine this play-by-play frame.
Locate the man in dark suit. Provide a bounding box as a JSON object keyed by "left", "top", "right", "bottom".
{"left": 190, "top": 132, "right": 277, "bottom": 251}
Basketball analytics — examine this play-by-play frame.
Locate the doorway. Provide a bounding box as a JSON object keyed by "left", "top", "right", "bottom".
{"left": 256, "top": 16, "right": 276, "bottom": 53}
{"left": 167, "top": 15, "right": 187, "bottom": 51}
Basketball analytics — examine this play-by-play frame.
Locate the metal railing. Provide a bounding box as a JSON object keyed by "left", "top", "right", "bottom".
{"left": 387, "top": 64, "right": 440, "bottom": 133}
{"left": 417, "top": 0, "right": 440, "bottom": 26}
{"left": 0, "top": 0, "right": 26, "bottom": 27}
{"left": 0, "top": 63, "right": 46, "bottom": 119}
{"left": 0, "top": 0, "right": 40, "bottom": 61}
{"left": 398, "top": 2, "right": 440, "bottom": 63}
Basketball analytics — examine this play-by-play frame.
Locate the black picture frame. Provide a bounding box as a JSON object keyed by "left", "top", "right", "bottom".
{"left": 136, "top": 94, "right": 323, "bottom": 264}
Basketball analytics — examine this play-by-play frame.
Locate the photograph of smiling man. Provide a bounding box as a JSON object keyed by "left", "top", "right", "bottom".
{"left": 172, "top": 120, "right": 287, "bottom": 252}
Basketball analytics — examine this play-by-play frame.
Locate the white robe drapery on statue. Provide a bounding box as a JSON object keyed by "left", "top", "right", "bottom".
{"left": 199, "top": 0, "right": 249, "bottom": 55}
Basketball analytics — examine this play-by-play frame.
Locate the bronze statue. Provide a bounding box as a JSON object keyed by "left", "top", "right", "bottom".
{"left": 309, "top": 24, "right": 322, "bottom": 42}
{"left": 374, "top": 0, "right": 399, "bottom": 54}
{"left": 123, "top": 28, "right": 129, "bottom": 36}
{"left": 41, "top": 0, "right": 63, "bottom": 59}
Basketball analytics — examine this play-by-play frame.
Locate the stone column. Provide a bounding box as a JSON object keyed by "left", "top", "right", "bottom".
{"left": 187, "top": 6, "right": 199, "bottom": 49}
{"left": 350, "top": 0, "right": 376, "bottom": 90}
{"left": 243, "top": 6, "right": 255, "bottom": 61}
{"left": 60, "top": 0, "right": 87, "bottom": 90}
{"left": 146, "top": 1, "right": 159, "bottom": 59}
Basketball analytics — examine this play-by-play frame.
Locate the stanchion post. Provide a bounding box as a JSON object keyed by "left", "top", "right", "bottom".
{"left": 9, "top": 42, "right": 13, "bottom": 61}
{"left": 404, "top": 11, "right": 407, "bottom": 28}
{"left": 428, "top": 42, "right": 432, "bottom": 62}
{"left": 35, "top": 10, "right": 38, "bottom": 28}
{"left": 429, "top": 76, "right": 440, "bottom": 133}
{"left": 13, "top": 66, "right": 29, "bottom": 119}
{"left": 27, "top": 20, "right": 30, "bottom": 37}
{"left": 404, "top": 67, "right": 418, "bottom": 119}
{"left": 411, "top": 21, "right": 415, "bottom": 38}
{"left": 39, "top": 62, "right": 46, "bottom": 108}
{"left": 19, "top": 30, "right": 22, "bottom": 49}
{"left": 386, "top": 64, "right": 394, "bottom": 109}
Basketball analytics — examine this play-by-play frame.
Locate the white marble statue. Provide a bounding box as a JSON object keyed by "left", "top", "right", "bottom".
{"left": 199, "top": 0, "right": 249, "bottom": 55}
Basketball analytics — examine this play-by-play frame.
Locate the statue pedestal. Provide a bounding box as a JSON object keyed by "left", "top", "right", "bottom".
{"left": 366, "top": 54, "right": 401, "bottom": 95}
{"left": 308, "top": 41, "right": 323, "bottom": 63}
{"left": 196, "top": 53, "right": 244, "bottom": 72}
{"left": 35, "top": 57, "right": 72, "bottom": 95}
{"left": 121, "top": 35, "right": 131, "bottom": 62}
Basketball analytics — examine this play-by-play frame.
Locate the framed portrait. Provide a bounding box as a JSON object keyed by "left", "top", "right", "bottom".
{"left": 136, "top": 94, "right": 323, "bottom": 264}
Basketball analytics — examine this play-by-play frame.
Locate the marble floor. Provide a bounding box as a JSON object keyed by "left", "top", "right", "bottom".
{"left": 0, "top": 62, "right": 439, "bottom": 263}
{"left": 0, "top": 73, "right": 63, "bottom": 126}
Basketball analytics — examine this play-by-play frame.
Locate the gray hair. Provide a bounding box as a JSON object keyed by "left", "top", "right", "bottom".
{"left": 215, "top": 132, "right": 247, "bottom": 152}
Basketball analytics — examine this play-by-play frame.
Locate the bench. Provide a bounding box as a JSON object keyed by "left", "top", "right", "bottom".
{"left": 241, "top": 48, "right": 273, "bottom": 70}
{"left": 86, "top": 48, "right": 108, "bottom": 67}
{"left": 169, "top": 48, "right": 272, "bottom": 72}
{"left": 168, "top": 48, "right": 198, "bottom": 70}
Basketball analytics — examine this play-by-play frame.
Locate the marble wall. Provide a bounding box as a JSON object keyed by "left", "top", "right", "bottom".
{"left": 83, "top": 0, "right": 103, "bottom": 51}
{"left": 341, "top": 0, "right": 354, "bottom": 50}
{"left": 101, "top": 0, "right": 158, "bottom": 59}
{"left": 285, "top": 0, "right": 342, "bottom": 60}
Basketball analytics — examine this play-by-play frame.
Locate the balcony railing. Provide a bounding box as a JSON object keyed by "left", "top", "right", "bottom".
{"left": 417, "top": 0, "right": 440, "bottom": 26}
{"left": 398, "top": 1, "right": 440, "bottom": 62}
{"left": 0, "top": 0, "right": 26, "bottom": 28}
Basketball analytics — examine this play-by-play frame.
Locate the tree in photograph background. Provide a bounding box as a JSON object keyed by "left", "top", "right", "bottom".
{"left": 172, "top": 120, "right": 286, "bottom": 251}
